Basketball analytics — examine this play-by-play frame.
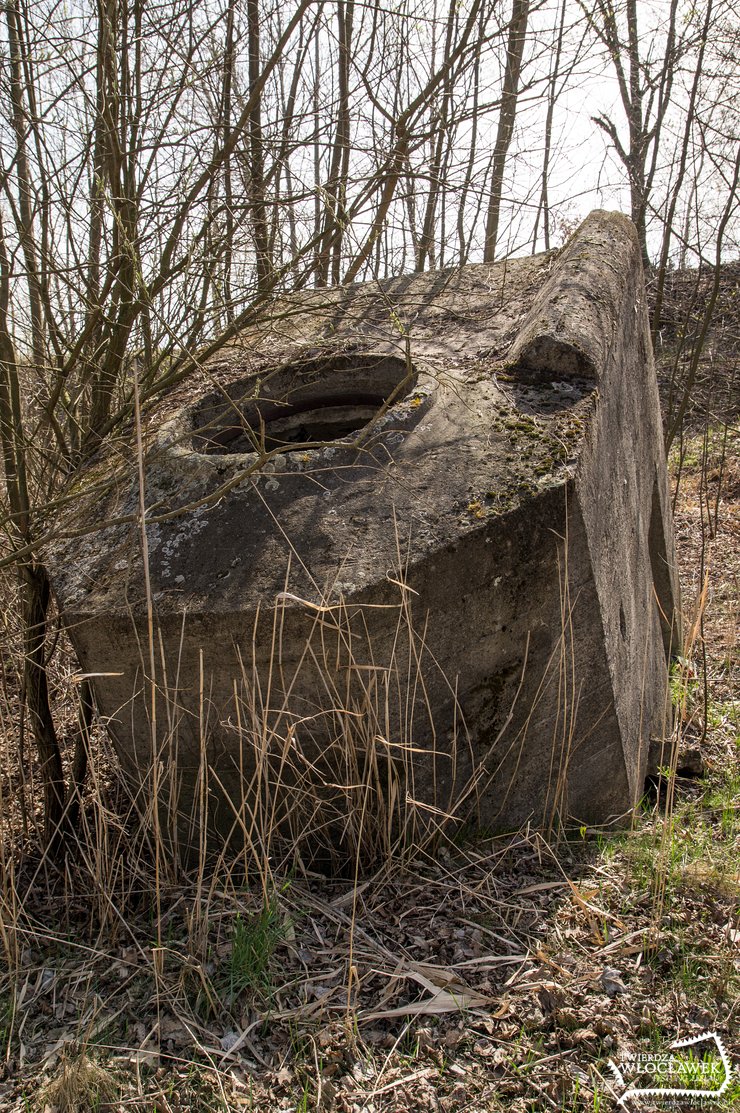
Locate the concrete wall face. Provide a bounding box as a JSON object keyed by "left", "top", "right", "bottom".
{"left": 47, "top": 211, "right": 681, "bottom": 864}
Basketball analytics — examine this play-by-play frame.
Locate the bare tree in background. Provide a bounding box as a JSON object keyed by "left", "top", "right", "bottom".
{"left": 578, "top": 0, "right": 683, "bottom": 269}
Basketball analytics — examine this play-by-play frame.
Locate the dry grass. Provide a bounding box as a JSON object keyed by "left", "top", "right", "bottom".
{"left": 0, "top": 465, "right": 736, "bottom": 1110}
{"left": 39, "top": 1048, "right": 120, "bottom": 1113}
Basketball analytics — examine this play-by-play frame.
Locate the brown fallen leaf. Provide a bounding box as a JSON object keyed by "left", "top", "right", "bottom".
{"left": 600, "top": 966, "right": 628, "bottom": 997}
{"left": 362, "top": 960, "right": 490, "bottom": 1020}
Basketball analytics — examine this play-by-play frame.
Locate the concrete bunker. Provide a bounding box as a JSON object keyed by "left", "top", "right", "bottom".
{"left": 46, "top": 210, "right": 682, "bottom": 871}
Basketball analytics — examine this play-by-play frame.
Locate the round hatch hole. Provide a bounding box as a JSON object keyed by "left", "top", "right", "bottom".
{"left": 192, "top": 353, "right": 415, "bottom": 455}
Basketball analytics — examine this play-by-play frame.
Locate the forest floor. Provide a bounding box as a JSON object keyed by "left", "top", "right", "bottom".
{"left": 0, "top": 278, "right": 738, "bottom": 1112}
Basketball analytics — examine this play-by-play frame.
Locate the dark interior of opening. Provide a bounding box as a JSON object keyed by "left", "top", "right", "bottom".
{"left": 192, "top": 353, "right": 415, "bottom": 455}
{"left": 648, "top": 473, "right": 678, "bottom": 660}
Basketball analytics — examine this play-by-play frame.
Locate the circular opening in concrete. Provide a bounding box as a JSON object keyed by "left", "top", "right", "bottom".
{"left": 192, "top": 353, "right": 415, "bottom": 455}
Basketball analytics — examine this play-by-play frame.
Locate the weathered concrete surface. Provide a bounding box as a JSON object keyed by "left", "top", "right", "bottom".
{"left": 47, "top": 211, "right": 681, "bottom": 862}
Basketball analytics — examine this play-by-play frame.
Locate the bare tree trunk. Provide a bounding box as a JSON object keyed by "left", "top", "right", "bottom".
{"left": 268, "top": 12, "right": 317, "bottom": 277}
{"left": 87, "top": 0, "right": 107, "bottom": 332}
{"left": 533, "top": 0, "right": 566, "bottom": 252}
{"left": 483, "top": 0, "right": 530, "bottom": 262}
{"left": 316, "top": 0, "right": 354, "bottom": 285}
{"left": 456, "top": 2, "right": 485, "bottom": 265}
{"left": 0, "top": 218, "right": 66, "bottom": 854}
{"left": 86, "top": 0, "right": 127, "bottom": 442}
{"left": 624, "top": 0, "right": 648, "bottom": 264}
{"left": 312, "top": 26, "right": 323, "bottom": 283}
{"left": 247, "top": 0, "right": 272, "bottom": 293}
{"left": 5, "top": 2, "right": 45, "bottom": 370}
{"left": 416, "top": 0, "right": 457, "bottom": 272}
{"left": 222, "top": 0, "right": 237, "bottom": 324}
{"left": 20, "top": 564, "right": 66, "bottom": 853}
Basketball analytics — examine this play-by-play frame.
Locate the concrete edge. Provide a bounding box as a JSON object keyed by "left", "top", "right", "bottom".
{"left": 507, "top": 210, "right": 641, "bottom": 380}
